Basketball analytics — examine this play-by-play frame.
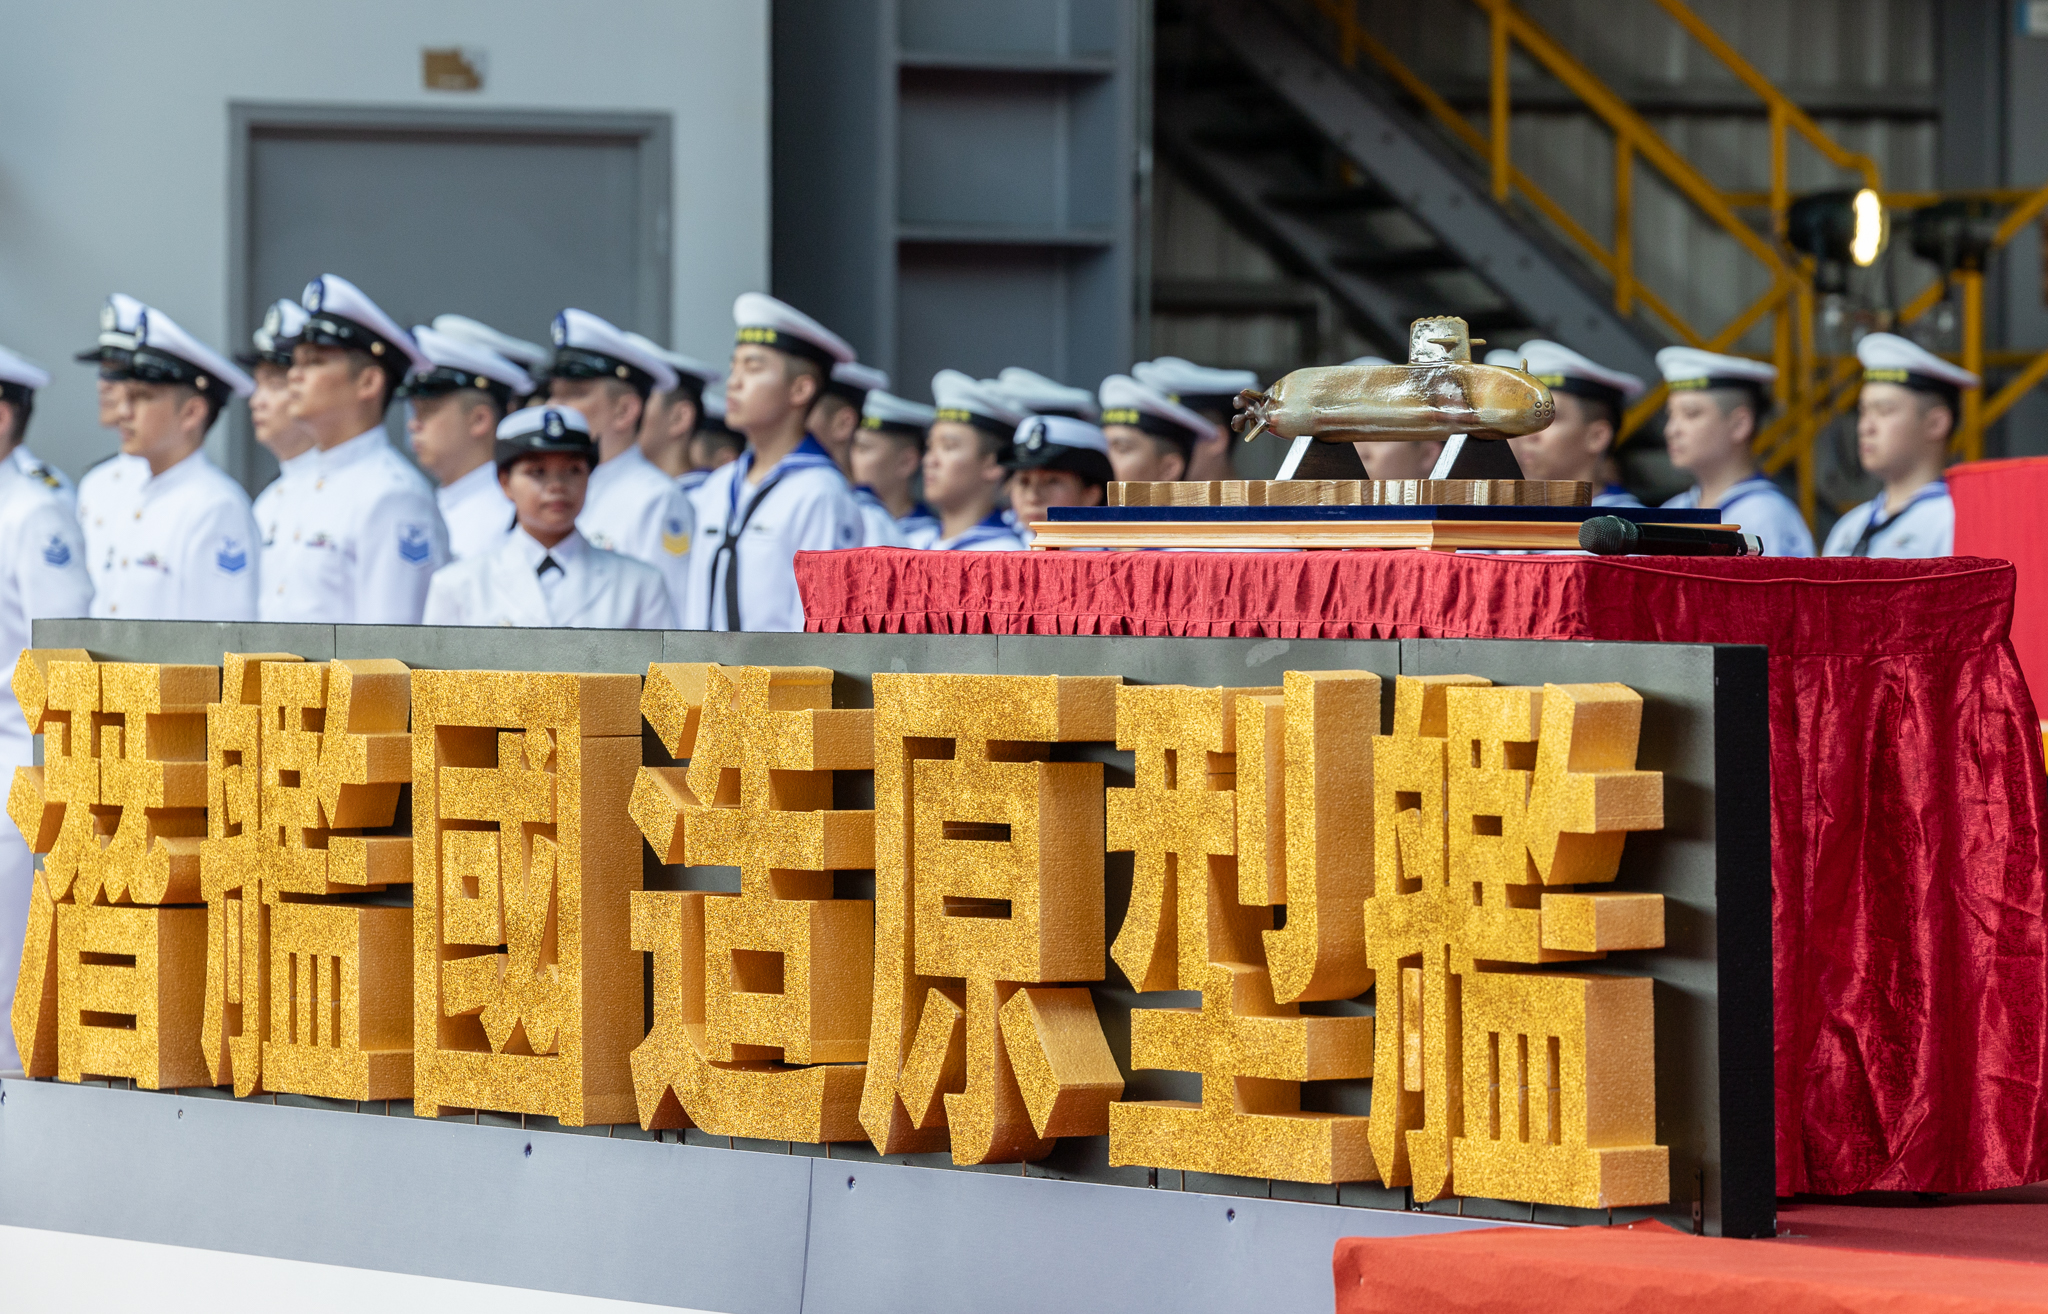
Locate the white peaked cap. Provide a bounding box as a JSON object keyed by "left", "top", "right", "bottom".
{"left": 431, "top": 315, "right": 550, "bottom": 372}
{"left": 551, "top": 308, "right": 679, "bottom": 394}
{"left": 1655, "top": 346, "right": 1777, "bottom": 388}
{"left": 1518, "top": 339, "right": 1647, "bottom": 401}
{"left": 135, "top": 306, "right": 256, "bottom": 399}
{"left": 1347, "top": 355, "right": 1397, "bottom": 367}
{"left": 1098, "top": 373, "right": 1215, "bottom": 442}
{"left": 832, "top": 361, "right": 890, "bottom": 394}
{"left": 931, "top": 369, "right": 1028, "bottom": 429}
{"left": 861, "top": 389, "right": 937, "bottom": 431}
{"left": 1132, "top": 355, "right": 1260, "bottom": 400}
{"left": 301, "top": 274, "right": 433, "bottom": 376}
{"left": 732, "top": 292, "right": 856, "bottom": 367}
{"left": 498, "top": 404, "right": 590, "bottom": 441}
{"left": 0, "top": 344, "right": 52, "bottom": 392}
{"left": 252, "top": 299, "right": 309, "bottom": 355}
{"left": 410, "top": 325, "right": 535, "bottom": 396}
{"left": 1482, "top": 349, "right": 1521, "bottom": 367}
{"left": 994, "top": 367, "right": 1098, "bottom": 420}
{"left": 1856, "top": 332, "right": 1980, "bottom": 392}
{"left": 101, "top": 293, "right": 146, "bottom": 347}
{"left": 1015, "top": 413, "right": 1109, "bottom": 456}
{"left": 623, "top": 331, "right": 721, "bottom": 389}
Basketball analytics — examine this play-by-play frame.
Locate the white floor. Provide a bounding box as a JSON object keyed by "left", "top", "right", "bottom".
{"left": 0, "top": 1225, "right": 713, "bottom": 1313}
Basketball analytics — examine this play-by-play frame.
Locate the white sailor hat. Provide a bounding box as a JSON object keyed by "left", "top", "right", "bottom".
{"left": 622, "top": 332, "right": 721, "bottom": 394}
{"left": 827, "top": 360, "right": 889, "bottom": 407}
{"left": 430, "top": 315, "right": 550, "bottom": 374}
{"left": 300, "top": 274, "right": 433, "bottom": 380}
{"left": 549, "top": 308, "right": 678, "bottom": 397}
{"left": 0, "top": 345, "right": 52, "bottom": 405}
{"left": 1098, "top": 374, "right": 1216, "bottom": 454}
{"left": 400, "top": 325, "right": 535, "bottom": 405}
{"left": 1482, "top": 349, "right": 1521, "bottom": 368}
{"left": 494, "top": 404, "right": 595, "bottom": 469}
{"left": 238, "top": 299, "right": 310, "bottom": 369}
{"left": 931, "top": 369, "right": 1027, "bottom": 440}
{"left": 77, "top": 292, "right": 146, "bottom": 375}
{"left": 131, "top": 306, "right": 256, "bottom": 400}
{"left": 1130, "top": 356, "right": 1259, "bottom": 409}
{"left": 1517, "top": 339, "right": 1646, "bottom": 409}
{"left": 1008, "top": 414, "right": 1113, "bottom": 486}
{"left": 860, "top": 389, "right": 937, "bottom": 443}
{"left": 1856, "top": 332, "right": 1979, "bottom": 403}
{"left": 732, "top": 292, "right": 857, "bottom": 371}
{"left": 993, "top": 367, "right": 1098, "bottom": 421}
{"left": 1655, "top": 347, "right": 1777, "bottom": 406}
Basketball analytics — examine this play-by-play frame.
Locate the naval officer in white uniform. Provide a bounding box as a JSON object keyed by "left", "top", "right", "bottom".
{"left": 544, "top": 309, "right": 695, "bottom": 607}
{"left": 1099, "top": 373, "right": 1213, "bottom": 485}
{"left": 627, "top": 334, "right": 720, "bottom": 482}
{"left": 682, "top": 293, "right": 865, "bottom": 631}
{"left": 813, "top": 361, "right": 903, "bottom": 546}
{"left": 430, "top": 314, "right": 549, "bottom": 409}
{"left": 0, "top": 345, "right": 92, "bottom": 1072}
{"left": 1822, "top": 333, "right": 1974, "bottom": 559}
{"left": 1657, "top": 346, "right": 1814, "bottom": 557}
{"left": 423, "top": 406, "right": 673, "bottom": 629}
{"left": 265, "top": 274, "right": 449, "bottom": 623}
{"left": 78, "top": 306, "right": 261, "bottom": 620}
{"left": 242, "top": 299, "right": 319, "bottom": 558}
{"left": 402, "top": 324, "right": 532, "bottom": 562}
{"left": 851, "top": 390, "right": 938, "bottom": 546}
{"left": 924, "top": 370, "right": 1028, "bottom": 551}
{"left": 1495, "top": 340, "right": 1645, "bottom": 507}
{"left": 74, "top": 292, "right": 146, "bottom": 439}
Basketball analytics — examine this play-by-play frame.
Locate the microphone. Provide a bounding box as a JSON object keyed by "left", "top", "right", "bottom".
{"left": 1579, "top": 516, "right": 1762, "bottom": 557}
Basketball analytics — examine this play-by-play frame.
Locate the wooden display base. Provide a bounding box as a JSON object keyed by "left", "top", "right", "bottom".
{"left": 1109, "top": 478, "right": 1593, "bottom": 508}
{"left": 1029, "top": 518, "right": 1723, "bottom": 552}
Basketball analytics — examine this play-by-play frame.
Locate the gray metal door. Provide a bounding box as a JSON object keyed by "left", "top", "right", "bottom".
{"left": 227, "top": 106, "right": 671, "bottom": 489}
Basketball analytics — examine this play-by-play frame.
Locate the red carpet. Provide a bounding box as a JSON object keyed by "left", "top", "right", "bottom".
{"left": 1336, "top": 1215, "right": 2048, "bottom": 1313}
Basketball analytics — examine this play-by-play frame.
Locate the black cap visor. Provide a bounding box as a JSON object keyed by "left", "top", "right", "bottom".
{"left": 548, "top": 347, "right": 654, "bottom": 397}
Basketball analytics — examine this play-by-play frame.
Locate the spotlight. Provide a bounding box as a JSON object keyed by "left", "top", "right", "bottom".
{"left": 1789, "top": 188, "right": 1890, "bottom": 293}
{"left": 1907, "top": 199, "right": 2000, "bottom": 275}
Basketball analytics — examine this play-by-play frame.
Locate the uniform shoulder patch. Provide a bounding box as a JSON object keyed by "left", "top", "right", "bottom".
{"left": 216, "top": 538, "right": 248, "bottom": 573}
{"left": 41, "top": 534, "right": 71, "bottom": 568}
{"left": 662, "top": 515, "right": 689, "bottom": 556}
{"left": 836, "top": 521, "right": 860, "bottom": 547}
{"left": 397, "top": 523, "right": 432, "bottom": 564}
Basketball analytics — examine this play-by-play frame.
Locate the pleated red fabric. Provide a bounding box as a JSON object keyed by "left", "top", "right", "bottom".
{"left": 799, "top": 548, "right": 2048, "bottom": 1195}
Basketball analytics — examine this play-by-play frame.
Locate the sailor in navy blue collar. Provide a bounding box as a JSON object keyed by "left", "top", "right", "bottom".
{"left": 924, "top": 371, "right": 1028, "bottom": 552}
{"left": 1656, "top": 346, "right": 1814, "bottom": 556}
{"left": 680, "top": 293, "right": 866, "bottom": 631}
{"left": 1820, "top": 333, "right": 1973, "bottom": 558}
{"left": 1488, "top": 341, "right": 1646, "bottom": 507}
{"left": 852, "top": 389, "right": 938, "bottom": 546}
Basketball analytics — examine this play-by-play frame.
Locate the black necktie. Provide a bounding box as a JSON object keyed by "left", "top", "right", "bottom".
{"left": 537, "top": 555, "right": 562, "bottom": 578}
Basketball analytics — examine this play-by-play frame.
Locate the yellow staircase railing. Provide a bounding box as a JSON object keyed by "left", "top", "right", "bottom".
{"left": 1313, "top": 0, "right": 1880, "bottom": 518}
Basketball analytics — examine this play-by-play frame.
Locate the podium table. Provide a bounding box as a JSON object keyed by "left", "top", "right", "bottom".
{"left": 799, "top": 547, "right": 2048, "bottom": 1197}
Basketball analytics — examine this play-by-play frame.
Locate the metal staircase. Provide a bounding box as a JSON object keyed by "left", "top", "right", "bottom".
{"left": 1156, "top": 0, "right": 1662, "bottom": 381}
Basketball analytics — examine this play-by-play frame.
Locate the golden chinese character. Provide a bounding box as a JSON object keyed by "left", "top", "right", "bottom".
{"left": 1107, "top": 676, "right": 1377, "bottom": 1184}
{"left": 9, "top": 653, "right": 215, "bottom": 1086}
{"left": 627, "top": 663, "right": 874, "bottom": 1140}
{"left": 412, "top": 669, "right": 643, "bottom": 1125}
{"left": 861, "top": 674, "right": 1124, "bottom": 1165}
{"left": 199, "top": 656, "right": 415, "bottom": 1101}
{"left": 1366, "top": 676, "right": 1668, "bottom": 1208}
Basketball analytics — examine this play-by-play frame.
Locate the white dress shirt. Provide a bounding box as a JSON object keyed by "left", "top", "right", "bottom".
{"left": 579, "top": 444, "right": 695, "bottom": 613}
{"left": 422, "top": 527, "right": 673, "bottom": 628}
{"left": 78, "top": 446, "right": 259, "bottom": 620}
{"left": 254, "top": 448, "right": 316, "bottom": 566}
{"left": 437, "top": 459, "right": 516, "bottom": 562}
{"left": 260, "top": 426, "right": 449, "bottom": 624}
{"left": 682, "top": 436, "right": 864, "bottom": 632}
{"left": 853, "top": 485, "right": 907, "bottom": 547}
{"left": 0, "top": 443, "right": 93, "bottom": 1070}
{"left": 898, "top": 502, "right": 940, "bottom": 549}
{"left": 1662, "top": 474, "right": 1815, "bottom": 557}
{"left": 931, "top": 508, "right": 1029, "bottom": 552}
{"left": 1822, "top": 480, "right": 1953, "bottom": 559}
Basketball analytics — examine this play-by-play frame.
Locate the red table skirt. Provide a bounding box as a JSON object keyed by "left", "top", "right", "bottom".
{"left": 798, "top": 548, "right": 2048, "bottom": 1196}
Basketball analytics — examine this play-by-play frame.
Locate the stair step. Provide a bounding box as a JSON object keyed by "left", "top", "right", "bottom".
{"left": 1333, "top": 248, "right": 1465, "bottom": 275}
{"left": 1261, "top": 184, "right": 1394, "bottom": 214}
